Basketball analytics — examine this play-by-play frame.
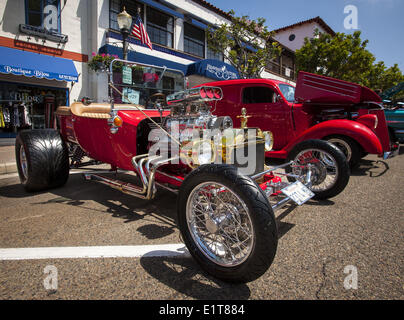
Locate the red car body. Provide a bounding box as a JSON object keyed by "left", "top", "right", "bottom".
{"left": 59, "top": 109, "right": 170, "bottom": 171}
{"left": 205, "top": 72, "right": 394, "bottom": 161}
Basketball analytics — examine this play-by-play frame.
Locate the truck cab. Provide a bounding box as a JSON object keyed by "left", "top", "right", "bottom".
{"left": 206, "top": 72, "right": 397, "bottom": 167}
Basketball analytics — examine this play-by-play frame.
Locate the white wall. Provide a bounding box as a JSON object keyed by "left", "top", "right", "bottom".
{"left": 273, "top": 22, "right": 326, "bottom": 52}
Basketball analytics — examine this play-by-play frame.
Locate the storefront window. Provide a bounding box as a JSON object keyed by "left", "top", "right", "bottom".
{"left": 207, "top": 48, "right": 223, "bottom": 61}
{"left": 146, "top": 7, "right": 174, "bottom": 48}
{"left": 110, "top": 63, "right": 184, "bottom": 108}
{"left": 25, "top": 0, "right": 61, "bottom": 32}
{"left": 184, "top": 23, "right": 205, "bottom": 58}
{"left": 0, "top": 82, "right": 67, "bottom": 137}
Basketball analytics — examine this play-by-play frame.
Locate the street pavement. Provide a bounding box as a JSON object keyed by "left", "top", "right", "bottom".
{"left": 0, "top": 145, "right": 16, "bottom": 175}
{"left": 0, "top": 149, "right": 403, "bottom": 300}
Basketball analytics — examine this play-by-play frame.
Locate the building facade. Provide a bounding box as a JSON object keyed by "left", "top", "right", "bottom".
{"left": 0, "top": 0, "right": 91, "bottom": 137}
{"left": 0, "top": 0, "right": 300, "bottom": 138}
{"left": 272, "top": 16, "right": 336, "bottom": 52}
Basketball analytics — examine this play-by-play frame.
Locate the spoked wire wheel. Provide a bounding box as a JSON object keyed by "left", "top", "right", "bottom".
{"left": 177, "top": 164, "right": 277, "bottom": 283}
{"left": 186, "top": 182, "right": 254, "bottom": 267}
{"left": 291, "top": 148, "right": 339, "bottom": 193}
{"left": 286, "top": 140, "right": 350, "bottom": 200}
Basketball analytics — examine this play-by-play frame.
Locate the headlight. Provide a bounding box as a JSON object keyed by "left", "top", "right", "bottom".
{"left": 194, "top": 140, "right": 215, "bottom": 165}
{"left": 263, "top": 131, "right": 274, "bottom": 151}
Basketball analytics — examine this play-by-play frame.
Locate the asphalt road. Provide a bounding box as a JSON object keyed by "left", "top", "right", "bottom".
{"left": 0, "top": 150, "right": 403, "bottom": 300}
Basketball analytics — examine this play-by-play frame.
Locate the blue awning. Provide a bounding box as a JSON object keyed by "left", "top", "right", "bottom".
{"left": 0, "top": 47, "right": 79, "bottom": 82}
{"left": 190, "top": 18, "right": 208, "bottom": 30}
{"left": 186, "top": 59, "right": 240, "bottom": 81}
{"left": 100, "top": 44, "right": 189, "bottom": 74}
{"left": 139, "top": 0, "right": 184, "bottom": 19}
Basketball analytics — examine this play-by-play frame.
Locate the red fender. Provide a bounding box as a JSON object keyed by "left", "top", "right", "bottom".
{"left": 283, "top": 120, "right": 383, "bottom": 156}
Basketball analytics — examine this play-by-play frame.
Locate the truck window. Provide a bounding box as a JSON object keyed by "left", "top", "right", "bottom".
{"left": 278, "top": 84, "right": 295, "bottom": 102}
{"left": 243, "top": 86, "right": 276, "bottom": 104}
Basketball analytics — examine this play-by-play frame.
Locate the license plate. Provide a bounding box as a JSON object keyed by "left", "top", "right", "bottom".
{"left": 281, "top": 181, "right": 315, "bottom": 205}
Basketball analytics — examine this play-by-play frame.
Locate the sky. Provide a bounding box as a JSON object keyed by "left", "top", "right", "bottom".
{"left": 210, "top": 0, "right": 404, "bottom": 71}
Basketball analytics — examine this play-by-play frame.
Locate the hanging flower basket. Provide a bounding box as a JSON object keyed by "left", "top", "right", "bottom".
{"left": 88, "top": 53, "right": 122, "bottom": 73}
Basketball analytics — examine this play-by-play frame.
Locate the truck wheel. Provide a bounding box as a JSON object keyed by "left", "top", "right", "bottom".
{"left": 15, "top": 129, "right": 70, "bottom": 192}
{"left": 286, "top": 140, "right": 350, "bottom": 200}
{"left": 326, "top": 136, "right": 361, "bottom": 168}
{"left": 177, "top": 164, "right": 278, "bottom": 283}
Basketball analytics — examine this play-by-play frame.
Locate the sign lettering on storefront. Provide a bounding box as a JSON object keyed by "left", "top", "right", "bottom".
{"left": 122, "top": 66, "right": 132, "bottom": 85}
{"left": 9, "top": 91, "right": 43, "bottom": 103}
{"left": 206, "top": 64, "right": 238, "bottom": 80}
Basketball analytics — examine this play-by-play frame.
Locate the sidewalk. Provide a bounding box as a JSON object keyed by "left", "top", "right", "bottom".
{"left": 0, "top": 145, "right": 17, "bottom": 175}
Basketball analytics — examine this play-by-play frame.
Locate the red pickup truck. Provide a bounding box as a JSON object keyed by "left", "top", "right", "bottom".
{"left": 207, "top": 72, "right": 398, "bottom": 167}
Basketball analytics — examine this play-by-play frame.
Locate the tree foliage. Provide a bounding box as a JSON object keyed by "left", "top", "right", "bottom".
{"left": 206, "top": 10, "right": 281, "bottom": 79}
{"left": 296, "top": 30, "right": 404, "bottom": 93}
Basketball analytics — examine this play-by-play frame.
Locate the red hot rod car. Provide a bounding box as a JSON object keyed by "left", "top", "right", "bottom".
{"left": 15, "top": 61, "right": 350, "bottom": 283}
{"left": 207, "top": 72, "right": 398, "bottom": 167}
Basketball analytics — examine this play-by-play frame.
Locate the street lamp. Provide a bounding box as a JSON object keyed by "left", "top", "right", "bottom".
{"left": 117, "top": 7, "right": 132, "bottom": 60}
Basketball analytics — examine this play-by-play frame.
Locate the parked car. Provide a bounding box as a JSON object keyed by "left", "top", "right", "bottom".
{"left": 15, "top": 60, "right": 350, "bottom": 283}
{"left": 380, "top": 82, "right": 404, "bottom": 144}
{"left": 385, "top": 106, "right": 404, "bottom": 143}
{"left": 205, "top": 72, "right": 398, "bottom": 167}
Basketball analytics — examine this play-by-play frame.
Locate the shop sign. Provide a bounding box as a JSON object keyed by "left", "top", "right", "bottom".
{"left": 206, "top": 64, "right": 238, "bottom": 80}
{"left": 19, "top": 24, "right": 68, "bottom": 43}
{"left": 122, "top": 66, "right": 132, "bottom": 85}
{"left": 9, "top": 91, "right": 44, "bottom": 104}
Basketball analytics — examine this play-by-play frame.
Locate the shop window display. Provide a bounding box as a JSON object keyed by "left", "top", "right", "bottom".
{"left": 0, "top": 82, "right": 67, "bottom": 137}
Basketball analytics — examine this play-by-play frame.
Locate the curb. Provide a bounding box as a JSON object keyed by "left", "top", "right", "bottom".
{"left": 0, "top": 162, "right": 17, "bottom": 175}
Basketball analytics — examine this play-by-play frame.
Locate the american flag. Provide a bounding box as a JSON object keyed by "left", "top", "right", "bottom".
{"left": 131, "top": 13, "right": 152, "bottom": 50}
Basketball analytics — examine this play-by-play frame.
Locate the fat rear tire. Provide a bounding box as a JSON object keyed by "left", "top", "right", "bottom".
{"left": 177, "top": 164, "right": 278, "bottom": 283}
{"left": 286, "top": 139, "right": 350, "bottom": 200}
{"left": 15, "top": 129, "right": 70, "bottom": 191}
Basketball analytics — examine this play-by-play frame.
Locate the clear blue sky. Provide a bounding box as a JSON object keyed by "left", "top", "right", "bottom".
{"left": 210, "top": 0, "right": 404, "bottom": 71}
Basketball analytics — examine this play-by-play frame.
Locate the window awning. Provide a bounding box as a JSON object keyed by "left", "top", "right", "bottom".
{"left": 0, "top": 47, "right": 79, "bottom": 82}
{"left": 138, "top": 0, "right": 184, "bottom": 19}
{"left": 186, "top": 59, "right": 240, "bottom": 81}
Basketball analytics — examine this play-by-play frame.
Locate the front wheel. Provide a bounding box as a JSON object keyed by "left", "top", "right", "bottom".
{"left": 177, "top": 164, "right": 278, "bottom": 283}
{"left": 285, "top": 140, "right": 350, "bottom": 200}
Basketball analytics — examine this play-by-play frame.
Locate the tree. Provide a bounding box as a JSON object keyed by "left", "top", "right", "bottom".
{"left": 296, "top": 30, "right": 404, "bottom": 93}
{"left": 207, "top": 10, "right": 281, "bottom": 79}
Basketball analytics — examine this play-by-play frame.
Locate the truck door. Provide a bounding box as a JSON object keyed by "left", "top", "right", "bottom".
{"left": 239, "top": 85, "right": 288, "bottom": 149}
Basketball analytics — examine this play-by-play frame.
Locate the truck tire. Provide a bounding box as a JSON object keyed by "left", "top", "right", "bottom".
{"left": 177, "top": 164, "right": 278, "bottom": 283}
{"left": 286, "top": 139, "right": 350, "bottom": 200}
{"left": 326, "top": 135, "right": 361, "bottom": 168}
{"left": 15, "top": 129, "right": 70, "bottom": 192}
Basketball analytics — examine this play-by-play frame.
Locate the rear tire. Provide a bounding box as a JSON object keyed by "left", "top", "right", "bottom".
{"left": 286, "top": 140, "right": 350, "bottom": 200}
{"left": 177, "top": 164, "right": 278, "bottom": 283}
{"left": 15, "top": 129, "right": 70, "bottom": 191}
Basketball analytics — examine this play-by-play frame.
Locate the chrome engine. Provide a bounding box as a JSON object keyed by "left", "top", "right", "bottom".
{"left": 164, "top": 86, "right": 233, "bottom": 141}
